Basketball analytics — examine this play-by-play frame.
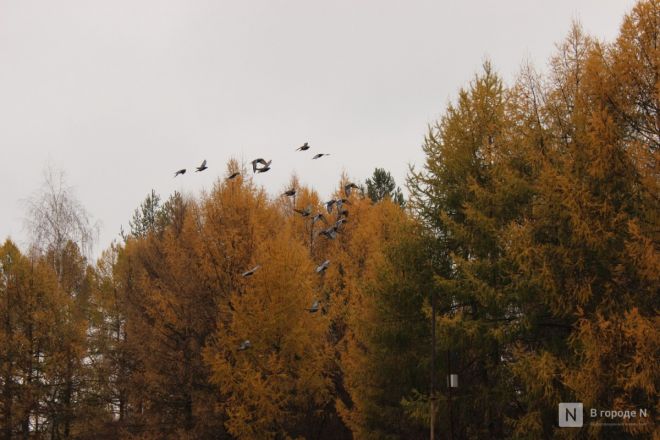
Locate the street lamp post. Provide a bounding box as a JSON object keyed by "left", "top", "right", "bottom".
{"left": 430, "top": 290, "right": 436, "bottom": 440}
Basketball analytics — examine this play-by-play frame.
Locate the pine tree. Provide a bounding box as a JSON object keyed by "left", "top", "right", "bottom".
{"left": 365, "top": 168, "right": 405, "bottom": 206}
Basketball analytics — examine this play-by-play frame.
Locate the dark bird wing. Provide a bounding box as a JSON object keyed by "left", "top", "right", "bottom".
{"left": 251, "top": 158, "right": 266, "bottom": 172}
{"left": 325, "top": 199, "right": 336, "bottom": 214}
{"left": 312, "top": 213, "right": 328, "bottom": 224}
{"left": 344, "top": 182, "right": 358, "bottom": 197}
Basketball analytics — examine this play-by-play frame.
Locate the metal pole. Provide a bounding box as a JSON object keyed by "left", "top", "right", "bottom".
{"left": 448, "top": 349, "right": 453, "bottom": 440}
{"left": 430, "top": 291, "right": 436, "bottom": 440}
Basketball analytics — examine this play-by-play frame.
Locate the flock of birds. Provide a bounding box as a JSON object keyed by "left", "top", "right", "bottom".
{"left": 172, "top": 142, "right": 360, "bottom": 352}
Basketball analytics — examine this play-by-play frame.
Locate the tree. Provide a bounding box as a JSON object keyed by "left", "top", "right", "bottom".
{"left": 505, "top": 8, "right": 659, "bottom": 437}
{"left": 365, "top": 168, "right": 405, "bottom": 206}
{"left": 25, "top": 168, "right": 97, "bottom": 271}
{"left": 205, "top": 226, "right": 334, "bottom": 439}
{"left": 22, "top": 168, "right": 99, "bottom": 438}
{"left": 128, "top": 190, "right": 162, "bottom": 238}
{"left": 0, "top": 240, "right": 70, "bottom": 439}
{"left": 407, "top": 61, "right": 524, "bottom": 438}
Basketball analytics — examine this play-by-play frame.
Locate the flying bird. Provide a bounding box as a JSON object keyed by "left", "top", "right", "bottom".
{"left": 238, "top": 340, "right": 252, "bottom": 351}
{"left": 227, "top": 172, "right": 241, "bottom": 180}
{"left": 316, "top": 260, "right": 330, "bottom": 274}
{"left": 344, "top": 182, "right": 359, "bottom": 197}
{"left": 196, "top": 160, "right": 208, "bottom": 172}
{"left": 294, "top": 205, "right": 312, "bottom": 217}
{"left": 325, "top": 199, "right": 337, "bottom": 214}
{"left": 312, "top": 153, "right": 330, "bottom": 160}
{"left": 308, "top": 300, "right": 320, "bottom": 313}
{"left": 312, "top": 213, "right": 328, "bottom": 225}
{"left": 242, "top": 265, "right": 261, "bottom": 278}
{"left": 336, "top": 198, "right": 349, "bottom": 212}
{"left": 251, "top": 158, "right": 272, "bottom": 173}
{"left": 283, "top": 189, "right": 297, "bottom": 197}
{"left": 296, "top": 142, "right": 310, "bottom": 151}
{"left": 174, "top": 169, "right": 186, "bottom": 177}
{"left": 319, "top": 227, "right": 338, "bottom": 240}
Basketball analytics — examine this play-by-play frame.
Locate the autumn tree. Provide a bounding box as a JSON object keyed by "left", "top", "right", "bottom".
{"left": 0, "top": 240, "right": 67, "bottom": 439}
{"left": 505, "top": 5, "right": 659, "bottom": 437}
{"left": 205, "top": 223, "right": 335, "bottom": 439}
{"left": 407, "top": 61, "right": 531, "bottom": 438}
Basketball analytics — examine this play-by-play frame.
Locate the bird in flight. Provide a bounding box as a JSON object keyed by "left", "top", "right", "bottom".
{"left": 252, "top": 158, "right": 272, "bottom": 173}
{"left": 307, "top": 300, "right": 320, "bottom": 313}
{"left": 238, "top": 340, "right": 252, "bottom": 351}
{"left": 335, "top": 218, "right": 348, "bottom": 228}
{"left": 283, "top": 188, "right": 297, "bottom": 197}
{"left": 312, "top": 153, "right": 330, "bottom": 160}
{"left": 325, "top": 199, "right": 337, "bottom": 214}
{"left": 227, "top": 172, "right": 241, "bottom": 180}
{"left": 319, "top": 227, "right": 338, "bottom": 240}
{"left": 312, "top": 213, "right": 328, "bottom": 225}
{"left": 242, "top": 265, "right": 261, "bottom": 278}
{"left": 296, "top": 142, "right": 310, "bottom": 151}
{"left": 344, "top": 182, "right": 359, "bottom": 197}
{"left": 316, "top": 260, "right": 330, "bottom": 274}
{"left": 174, "top": 169, "right": 186, "bottom": 177}
{"left": 196, "top": 160, "right": 208, "bottom": 172}
{"left": 294, "top": 205, "right": 312, "bottom": 217}
{"left": 336, "top": 198, "right": 350, "bottom": 212}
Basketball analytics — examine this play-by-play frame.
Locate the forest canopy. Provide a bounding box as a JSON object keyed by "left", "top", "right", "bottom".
{"left": 1, "top": 1, "right": 658, "bottom": 438}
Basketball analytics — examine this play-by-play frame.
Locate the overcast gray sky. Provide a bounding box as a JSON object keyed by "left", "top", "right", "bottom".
{"left": 0, "top": 0, "right": 636, "bottom": 256}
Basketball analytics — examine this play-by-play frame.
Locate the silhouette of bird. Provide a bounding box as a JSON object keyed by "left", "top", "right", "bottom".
{"left": 227, "top": 172, "right": 241, "bottom": 180}
{"left": 344, "top": 182, "right": 359, "bottom": 197}
{"left": 294, "top": 205, "right": 312, "bottom": 217}
{"left": 312, "top": 153, "right": 330, "bottom": 160}
{"left": 335, "top": 218, "right": 348, "bottom": 228}
{"left": 283, "top": 188, "right": 297, "bottom": 197}
{"left": 296, "top": 142, "right": 310, "bottom": 151}
{"left": 196, "top": 159, "right": 208, "bottom": 172}
{"left": 238, "top": 340, "right": 252, "bottom": 351}
{"left": 242, "top": 265, "right": 261, "bottom": 278}
{"left": 307, "top": 300, "right": 320, "bottom": 313}
{"left": 319, "top": 227, "right": 338, "bottom": 240}
{"left": 174, "top": 169, "right": 186, "bottom": 177}
{"left": 312, "top": 213, "right": 328, "bottom": 225}
{"left": 325, "top": 199, "right": 337, "bottom": 214}
{"left": 251, "top": 158, "right": 272, "bottom": 173}
{"left": 316, "top": 260, "right": 330, "bottom": 273}
{"left": 336, "top": 198, "right": 351, "bottom": 212}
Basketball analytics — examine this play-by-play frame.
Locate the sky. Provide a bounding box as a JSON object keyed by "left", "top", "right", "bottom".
{"left": 0, "top": 0, "right": 637, "bottom": 257}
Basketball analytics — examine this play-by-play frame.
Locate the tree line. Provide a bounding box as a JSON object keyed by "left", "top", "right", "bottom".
{"left": 1, "top": 1, "right": 658, "bottom": 438}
